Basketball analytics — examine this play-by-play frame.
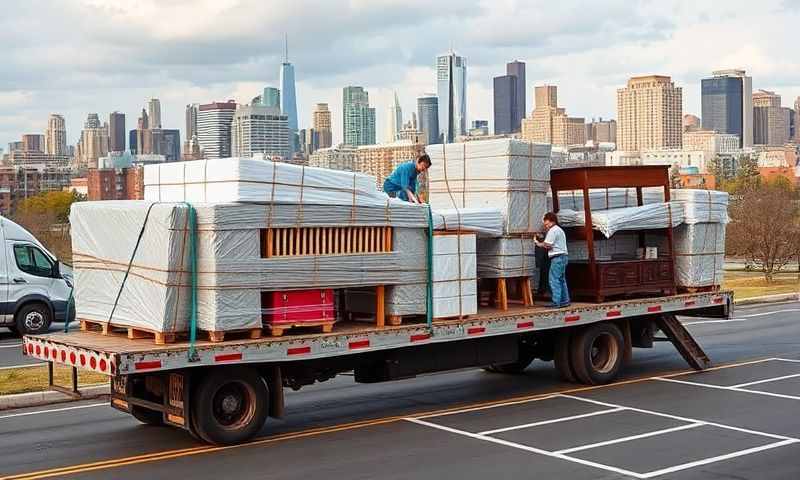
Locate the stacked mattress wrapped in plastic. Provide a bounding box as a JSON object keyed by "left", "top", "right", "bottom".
{"left": 426, "top": 139, "right": 551, "bottom": 234}
{"left": 432, "top": 233, "right": 477, "bottom": 318}
{"left": 431, "top": 208, "right": 504, "bottom": 237}
{"left": 71, "top": 200, "right": 431, "bottom": 333}
{"left": 670, "top": 190, "right": 729, "bottom": 287}
{"left": 476, "top": 237, "right": 536, "bottom": 278}
{"left": 549, "top": 187, "right": 665, "bottom": 211}
{"left": 557, "top": 202, "right": 685, "bottom": 238}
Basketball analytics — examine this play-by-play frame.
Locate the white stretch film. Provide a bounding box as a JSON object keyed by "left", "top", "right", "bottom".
{"left": 670, "top": 189, "right": 729, "bottom": 224}
{"left": 432, "top": 234, "right": 477, "bottom": 318}
{"left": 432, "top": 208, "right": 504, "bottom": 237}
{"left": 426, "top": 139, "right": 551, "bottom": 234}
{"left": 476, "top": 237, "right": 537, "bottom": 278}
{"left": 558, "top": 202, "right": 685, "bottom": 238}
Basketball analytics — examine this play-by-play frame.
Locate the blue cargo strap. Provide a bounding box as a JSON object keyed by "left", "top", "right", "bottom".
{"left": 186, "top": 203, "right": 199, "bottom": 362}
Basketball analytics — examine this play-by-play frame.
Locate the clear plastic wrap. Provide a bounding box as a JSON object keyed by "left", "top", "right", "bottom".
{"left": 476, "top": 237, "right": 536, "bottom": 278}
{"left": 558, "top": 202, "right": 685, "bottom": 238}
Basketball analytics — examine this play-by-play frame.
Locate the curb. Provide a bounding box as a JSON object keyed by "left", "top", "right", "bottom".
{"left": 734, "top": 293, "right": 799, "bottom": 306}
{"left": 0, "top": 384, "right": 109, "bottom": 411}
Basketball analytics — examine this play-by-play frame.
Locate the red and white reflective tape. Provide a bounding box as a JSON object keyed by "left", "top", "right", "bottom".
{"left": 647, "top": 305, "right": 662, "bottom": 313}
{"left": 287, "top": 346, "right": 311, "bottom": 355}
{"left": 214, "top": 352, "right": 243, "bottom": 363}
{"left": 606, "top": 310, "right": 622, "bottom": 318}
{"left": 516, "top": 321, "right": 534, "bottom": 329}
{"left": 348, "top": 339, "right": 370, "bottom": 350}
{"left": 23, "top": 338, "right": 114, "bottom": 375}
{"left": 564, "top": 315, "right": 580, "bottom": 323}
{"left": 410, "top": 333, "right": 430, "bottom": 342}
{"left": 467, "top": 326, "right": 485, "bottom": 335}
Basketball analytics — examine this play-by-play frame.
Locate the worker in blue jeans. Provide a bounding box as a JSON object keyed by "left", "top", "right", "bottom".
{"left": 534, "top": 212, "right": 570, "bottom": 308}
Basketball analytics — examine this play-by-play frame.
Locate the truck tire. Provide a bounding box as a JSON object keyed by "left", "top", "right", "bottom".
{"left": 484, "top": 351, "right": 535, "bottom": 374}
{"left": 191, "top": 367, "right": 268, "bottom": 445}
{"left": 131, "top": 406, "right": 164, "bottom": 426}
{"left": 569, "top": 323, "right": 624, "bottom": 385}
{"left": 15, "top": 303, "right": 52, "bottom": 335}
{"left": 553, "top": 330, "right": 577, "bottom": 383}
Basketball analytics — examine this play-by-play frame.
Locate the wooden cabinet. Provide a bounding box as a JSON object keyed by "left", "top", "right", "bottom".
{"left": 567, "top": 259, "right": 675, "bottom": 302}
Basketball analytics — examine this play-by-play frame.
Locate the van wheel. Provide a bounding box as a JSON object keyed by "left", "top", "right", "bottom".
{"left": 15, "top": 303, "right": 51, "bottom": 335}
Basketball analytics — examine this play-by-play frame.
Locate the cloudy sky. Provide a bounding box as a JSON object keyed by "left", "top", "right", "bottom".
{"left": 3, "top": 0, "right": 800, "bottom": 149}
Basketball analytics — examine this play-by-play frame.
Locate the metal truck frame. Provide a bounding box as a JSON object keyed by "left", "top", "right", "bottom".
{"left": 22, "top": 291, "right": 731, "bottom": 445}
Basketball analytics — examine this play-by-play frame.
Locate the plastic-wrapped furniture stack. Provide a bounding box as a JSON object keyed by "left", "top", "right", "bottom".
{"left": 669, "top": 189, "right": 729, "bottom": 289}
{"left": 557, "top": 202, "right": 685, "bottom": 238}
{"left": 432, "top": 233, "right": 477, "bottom": 318}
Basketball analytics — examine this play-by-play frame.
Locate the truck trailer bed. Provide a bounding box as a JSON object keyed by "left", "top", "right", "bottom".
{"left": 23, "top": 291, "right": 731, "bottom": 376}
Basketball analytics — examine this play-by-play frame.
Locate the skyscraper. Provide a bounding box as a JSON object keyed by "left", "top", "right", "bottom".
{"left": 521, "top": 85, "right": 586, "bottom": 147}
{"left": 701, "top": 69, "right": 753, "bottom": 148}
{"left": 147, "top": 98, "right": 162, "bottom": 129}
{"left": 109, "top": 112, "right": 126, "bottom": 153}
{"left": 76, "top": 113, "right": 109, "bottom": 169}
{"left": 279, "top": 36, "right": 298, "bottom": 133}
{"left": 417, "top": 94, "right": 439, "bottom": 145}
{"left": 161, "top": 129, "right": 181, "bottom": 161}
{"left": 795, "top": 97, "right": 800, "bottom": 141}
{"left": 493, "top": 60, "right": 526, "bottom": 135}
{"left": 197, "top": 100, "right": 237, "bottom": 159}
{"left": 231, "top": 104, "right": 290, "bottom": 159}
{"left": 436, "top": 51, "right": 467, "bottom": 143}
{"left": 386, "top": 92, "right": 403, "bottom": 142}
{"left": 752, "top": 89, "right": 787, "bottom": 146}
{"left": 313, "top": 103, "right": 332, "bottom": 149}
{"left": 343, "top": 86, "right": 376, "bottom": 146}
{"left": 45, "top": 114, "right": 67, "bottom": 156}
{"left": 617, "top": 75, "right": 682, "bottom": 151}
{"left": 21, "top": 134, "right": 44, "bottom": 152}
{"left": 185, "top": 104, "right": 198, "bottom": 140}
{"left": 263, "top": 87, "right": 280, "bottom": 109}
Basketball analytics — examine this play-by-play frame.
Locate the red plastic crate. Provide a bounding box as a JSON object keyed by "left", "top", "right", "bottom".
{"left": 262, "top": 289, "right": 335, "bottom": 326}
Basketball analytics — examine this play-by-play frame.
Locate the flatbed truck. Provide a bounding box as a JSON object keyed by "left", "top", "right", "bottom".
{"left": 22, "top": 291, "right": 731, "bottom": 445}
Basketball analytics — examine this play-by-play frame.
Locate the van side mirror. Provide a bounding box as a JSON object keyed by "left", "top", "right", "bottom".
{"left": 51, "top": 261, "right": 61, "bottom": 278}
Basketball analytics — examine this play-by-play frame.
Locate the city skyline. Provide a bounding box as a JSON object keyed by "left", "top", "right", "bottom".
{"left": 4, "top": 1, "right": 800, "bottom": 149}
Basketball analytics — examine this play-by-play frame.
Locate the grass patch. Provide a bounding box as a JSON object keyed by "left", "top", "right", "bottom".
{"left": 722, "top": 270, "right": 800, "bottom": 299}
{"left": 0, "top": 364, "right": 108, "bottom": 396}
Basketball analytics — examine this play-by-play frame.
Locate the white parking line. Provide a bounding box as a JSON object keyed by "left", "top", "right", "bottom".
{"left": 0, "top": 343, "right": 22, "bottom": 349}
{"left": 0, "top": 362, "right": 45, "bottom": 370}
{"left": 732, "top": 373, "right": 800, "bottom": 388}
{"left": 555, "top": 423, "right": 704, "bottom": 454}
{"left": 405, "top": 416, "right": 647, "bottom": 479}
{"left": 640, "top": 439, "right": 797, "bottom": 479}
{"left": 558, "top": 394, "right": 798, "bottom": 442}
{"left": 683, "top": 308, "right": 800, "bottom": 326}
{"left": 656, "top": 377, "right": 800, "bottom": 401}
{"left": 0, "top": 402, "right": 106, "bottom": 420}
{"left": 479, "top": 407, "right": 624, "bottom": 435}
{"left": 414, "top": 394, "right": 559, "bottom": 419}
{"left": 773, "top": 358, "right": 800, "bottom": 363}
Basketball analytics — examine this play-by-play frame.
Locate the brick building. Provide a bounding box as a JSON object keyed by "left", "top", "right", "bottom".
{"left": 87, "top": 167, "right": 144, "bottom": 201}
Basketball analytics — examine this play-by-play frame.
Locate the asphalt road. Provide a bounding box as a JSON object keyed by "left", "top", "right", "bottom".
{"left": 1, "top": 301, "right": 799, "bottom": 480}
{"left": 0, "top": 322, "right": 71, "bottom": 369}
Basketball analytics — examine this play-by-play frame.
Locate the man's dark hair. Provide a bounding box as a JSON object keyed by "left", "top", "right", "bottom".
{"left": 543, "top": 212, "right": 559, "bottom": 224}
{"left": 417, "top": 153, "right": 431, "bottom": 166}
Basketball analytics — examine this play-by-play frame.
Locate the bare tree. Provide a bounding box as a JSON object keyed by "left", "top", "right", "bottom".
{"left": 726, "top": 178, "right": 800, "bottom": 282}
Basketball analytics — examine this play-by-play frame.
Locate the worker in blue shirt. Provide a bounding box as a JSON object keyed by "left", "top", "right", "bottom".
{"left": 383, "top": 153, "right": 431, "bottom": 203}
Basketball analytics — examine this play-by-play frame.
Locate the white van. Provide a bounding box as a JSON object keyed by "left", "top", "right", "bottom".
{"left": 0, "top": 216, "right": 73, "bottom": 335}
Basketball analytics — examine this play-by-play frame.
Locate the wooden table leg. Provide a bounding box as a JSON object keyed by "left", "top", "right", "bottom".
{"left": 376, "top": 285, "right": 385, "bottom": 328}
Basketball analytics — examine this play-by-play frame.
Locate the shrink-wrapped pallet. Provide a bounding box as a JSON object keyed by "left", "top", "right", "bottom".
{"left": 670, "top": 189, "right": 729, "bottom": 224}
{"left": 71, "top": 201, "right": 429, "bottom": 334}
{"left": 672, "top": 223, "right": 726, "bottom": 287}
{"left": 426, "top": 139, "right": 551, "bottom": 234}
{"left": 558, "top": 202, "right": 684, "bottom": 238}
{"left": 432, "top": 208, "right": 504, "bottom": 237}
{"left": 476, "top": 237, "right": 536, "bottom": 278}
{"left": 433, "top": 233, "right": 477, "bottom": 318}
{"left": 549, "top": 188, "right": 665, "bottom": 211}
{"left": 144, "top": 157, "right": 389, "bottom": 206}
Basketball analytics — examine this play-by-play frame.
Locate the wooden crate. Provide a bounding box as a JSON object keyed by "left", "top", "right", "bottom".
{"left": 261, "top": 226, "right": 393, "bottom": 257}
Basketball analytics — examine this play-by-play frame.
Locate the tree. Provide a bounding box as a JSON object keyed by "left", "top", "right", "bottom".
{"left": 726, "top": 179, "right": 800, "bottom": 282}
{"left": 720, "top": 153, "right": 760, "bottom": 193}
{"left": 11, "top": 190, "right": 86, "bottom": 264}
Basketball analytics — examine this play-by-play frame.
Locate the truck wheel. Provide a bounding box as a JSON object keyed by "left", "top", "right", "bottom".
{"left": 191, "top": 367, "right": 268, "bottom": 445}
{"left": 15, "top": 303, "right": 52, "bottom": 335}
{"left": 569, "top": 323, "right": 624, "bottom": 385}
{"left": 485, "top": 352, "right": 535, "bottom": 374}
{"left": 131, "top": 406, "right": 164, "bottom": 426}
{"left": 553, "top": 331, "right": 577, "bottom": 383}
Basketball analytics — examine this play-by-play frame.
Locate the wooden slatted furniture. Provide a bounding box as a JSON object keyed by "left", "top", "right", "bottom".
{"left": 550, "top": 166, "right": 677, "bottom": 303}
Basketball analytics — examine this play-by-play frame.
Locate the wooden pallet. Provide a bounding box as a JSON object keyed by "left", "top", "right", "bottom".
{"left": 205, "top": 328, "right": 263, "bottom": 343}
{"left": 262, "top": 226, "right": 393, "bottom": 257}
{"left": 479, "top": 276, "right": 534, "bottom": 311}
{"left": 79, "top": 319, "right": 262, "bottom": 345}
{"left": 265, "top": 321, "right": 335, "bottom": 337}
{"left": 677, "top": 285, "right": 719, "bottom": 294}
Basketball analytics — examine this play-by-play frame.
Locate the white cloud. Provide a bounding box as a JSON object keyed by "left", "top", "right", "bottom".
{"left": 1, "top": 0, "right": 799, "bottom": 148}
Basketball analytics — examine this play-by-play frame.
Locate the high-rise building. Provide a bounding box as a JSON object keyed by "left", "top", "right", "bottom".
{"left": 794, "top": 97, "right": 800, "bottom": 141}
{"left": 617, "top": 75, "right": 682, "bottom": 151}
{"left": 683, "top": 114, "right": 702, "bottom": 132}
{"left": 45, "top": 114, "right": 67, "bottom": 156}
{"left": 231, "top": 104, "right": 290, "bottom": 159}
{"left": 586, "top": 118, "right": 617, "bottom": 144}
{"left": 417, "top": 94, "right": 440, "bottom": 145}
{"left": 75, "top": 113, "right": 109, "bottom": 169}
{"left": 386, "top": 92, "right": 403, "bottom": 142}
{"left": 753, "top": 89, "right": 787, "bottom": 146}
{"left": 700, "top": 69, "right": 753, "bottom": 148}
{"left": 197, "top": 100, "right": 237, "bottom": 159}
{"left": 109, "top": 112, "right": 126, "bottom": 153}
{"left": 161, "top": 129, "right": 181, "bottom": 162}
{"left": 148, "top": 98, "right": 162, "bottom": 129}
{"left": 279, "top": 37, "right": 298, "bottom": 133}
{"left": 263, "top": 87, "right": 280, "bottom": 109}
{"left": 21, "top": 134, "right": 44, "bottom": 152}
{"left": 343, "top": 86, "right": 376, "bottom": 146}
{"left": 493, "top": 60, "right": 526, "bottom": 135}
{"left": 185, "top": 104, "right": 198, "bottom": 140}
{"left": 312, "top": 103, "right": 332, "bottom": 149}
{"left": 521, "top": 85, "right": 586, "bottom": 147}
{"left": 299, "top": 128, "right": 320, "bottom": 157}
{"left": 437, "top": 51, "right": 467, "bottom": 143}
{"left": 130, "top": 109, "right": 152, "bottom": 155}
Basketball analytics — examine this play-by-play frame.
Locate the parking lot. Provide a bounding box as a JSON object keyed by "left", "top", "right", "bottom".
{"left": 401, "top": 357, "right": 800, "bottom": 479}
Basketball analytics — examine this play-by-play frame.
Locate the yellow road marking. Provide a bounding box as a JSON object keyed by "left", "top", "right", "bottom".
{"left": 2, "top": 355, "right": 788, "bottom": 480}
